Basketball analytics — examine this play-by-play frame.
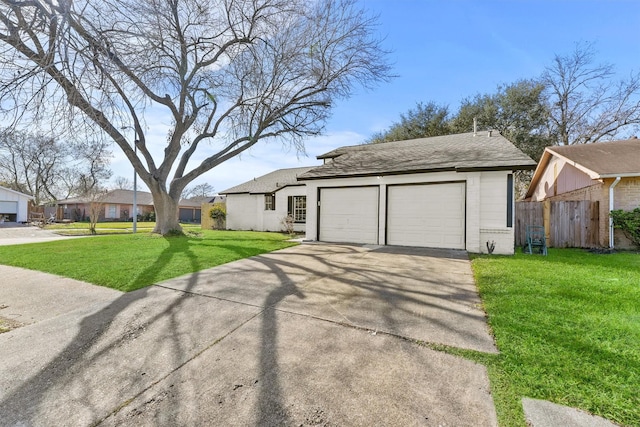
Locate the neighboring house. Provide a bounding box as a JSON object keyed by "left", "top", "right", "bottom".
{"left": 220, "top": 167, "right": 314, "bottom": 232}
{"left": 0, "top": 186, "right": 33, "bottom": 223}
{"left": 56, "top": 189, "right": 203, "bottom": 223}
{"left": 179, "top": 195, "right": 226, "bottom": 223}
{"left": 182, "top": 195, "right": 226, "bottom": 223}
{"left": 525, "top": 138, "right": 640, "bottom": 248}
{"left": 179, "top": 198, "right": 203, "bottom": 223}
{"left": 297, "top": 131, "right": 536, "bottom": 255}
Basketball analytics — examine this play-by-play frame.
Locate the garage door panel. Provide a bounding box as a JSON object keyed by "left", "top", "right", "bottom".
{"left": 320, "top": 187, "right": 378, "bottom": 244}
{"left": 387, "top": 183, "right": 465, "bottom": 249}
{"left": 0, "top": 201, "right": 18, "bottom": 214}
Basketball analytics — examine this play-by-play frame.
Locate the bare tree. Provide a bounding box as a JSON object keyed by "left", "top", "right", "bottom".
{"left": 86, "top": 187, "right": 109, "bottom": 235}
{"left": 0, "top": 0, "right": 391, "bottom": 234}
{"left": 0, "top": 129, "right": 111, "bottom": 205}
{"left": 183, "top": 182, "right": 215, "bottom": 199}
{"left": 113, "top": 176, "right": 133, "bottom": 190}
{"left": 542, "top": 42, "right": 640, "bottom": 145}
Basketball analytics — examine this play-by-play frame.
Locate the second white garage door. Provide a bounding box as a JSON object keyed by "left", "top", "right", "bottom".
{"left": 387, "top": 182, "right": 466, "bottom": 249}
{"left": 319, "top": 186, "right": 379, "bottom": 244}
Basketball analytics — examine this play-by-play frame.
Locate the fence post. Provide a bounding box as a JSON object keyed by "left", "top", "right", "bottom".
{"left": 543, "top": 200, "right": 551, "bottom": 246}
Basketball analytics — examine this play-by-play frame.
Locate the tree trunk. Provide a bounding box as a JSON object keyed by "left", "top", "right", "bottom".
{"left": 152, "top": 190, "right": 182, "bottom": 235}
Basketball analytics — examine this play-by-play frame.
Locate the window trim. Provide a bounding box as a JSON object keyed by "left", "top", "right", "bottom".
{"left": 107, "top": 204, "right": 118, "bottom": 219}
{"left": 507, "top": 173, "right": 513, "bottom": 228}
{"left": 288, "top": 195, "right": 306, "bottom": 223}
{"left": 264, "top": 193, "right": 275, "bottom": 211}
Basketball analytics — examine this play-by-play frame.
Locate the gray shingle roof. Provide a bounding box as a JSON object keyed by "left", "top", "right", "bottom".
{"left": 220, "top": 166, "right": 316, "bottom": 194}
{"left": 546, "top": 138, "right": 640, "bottom": 177}
{"left": 298, "top": 132, "right": 536, "bottom": 180}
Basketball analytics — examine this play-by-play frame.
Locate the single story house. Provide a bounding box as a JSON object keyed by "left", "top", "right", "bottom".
{"left": 297, "top": 131, "right": 536, "bottom": 255}
{"left": 220, "top": 167, "right": 314, "bottom": 232}
{"left": 0, "top": 186, "right": 33, "bottom": 223}
{"left": 56, "top": 189, "right": 203, "bottom": 223}
{"left": 525, "top": 137, "right": 640, "bottom": 248}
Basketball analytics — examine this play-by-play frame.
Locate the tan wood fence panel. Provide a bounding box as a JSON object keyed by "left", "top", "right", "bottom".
{"left": 516, "top": 200, "right": 599, "bottom": 248}
{"left": 515, "top": 202, "right": 544, "bottom": 247}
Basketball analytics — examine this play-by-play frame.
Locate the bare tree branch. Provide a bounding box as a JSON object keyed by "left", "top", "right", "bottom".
{"left": 542, "top": 41, "right": 640, "bottom": 145}
{"left": 0, "top": 0, "right": 391, "bottom": 234}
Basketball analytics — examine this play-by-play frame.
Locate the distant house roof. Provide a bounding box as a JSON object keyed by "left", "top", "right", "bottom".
{"left": 57, "top": 189, "right": 201, "bottom": 208}
{"left": 220, "top": 167, "right": 315, "bottom": 195}
{"left": 186, "top": 195, "right": 227, "bottom": 205}
{"left": 525, "top": 137, "right": 640, "bottom": 199}
{"left": 209, "top": 195, "right": 226, "bottom": 204}
{"left": 543, "top": 138, "right": 640, "bottom": 178}
{"left": 0, "top": 185, "right": 34, "bottom": 199}
{"left": 298, "top": 131, "right": 536, "bottom": 180}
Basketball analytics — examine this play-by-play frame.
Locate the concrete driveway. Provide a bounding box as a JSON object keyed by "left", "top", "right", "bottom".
{"left": 0, "top": 243, "right": 498, "bottom": 426}
{"left": 0, "top": 223, "right": 83, "bottom": 246}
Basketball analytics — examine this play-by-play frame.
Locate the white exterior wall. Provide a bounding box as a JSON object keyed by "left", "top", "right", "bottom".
{"left": 226, "top": 186, "right": 307, "bottom": 232}
{"left": 304, "top": 170, "right": 516, "bottom": 254}
{"left": 226, "top": 193, "right": 260, "bottom": 230}
{"left": 0, "top": 187, "right": 32, "bottom": 223}
{"left": 479, "top": 171, "right": 513, "bottom": 255}
{"left": 263, "top": 186, "right": 306, "bottom": 232}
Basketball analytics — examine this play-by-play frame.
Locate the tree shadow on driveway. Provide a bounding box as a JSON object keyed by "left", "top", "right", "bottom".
{"left": 0, "top": 235, "right": 226, "bottom": 425}
{"left": 0, "top": 242, "right": 498, "bottom": 426}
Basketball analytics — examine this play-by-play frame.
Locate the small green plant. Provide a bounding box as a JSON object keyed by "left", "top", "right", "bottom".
{"left": 610, "top": 207, "right": 640, "bottom": 248}
{"left": 209, "top": 203, "right": 226, "bottom": 229}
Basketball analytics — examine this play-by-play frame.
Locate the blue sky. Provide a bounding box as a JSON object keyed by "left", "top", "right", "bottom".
{"left": 110, "top": 0, "right": 640, "bottom": 194}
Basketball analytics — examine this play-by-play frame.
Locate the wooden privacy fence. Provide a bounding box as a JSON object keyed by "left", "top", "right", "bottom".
{"left": 516, "top": 200, "right": 599, "bottom": 248}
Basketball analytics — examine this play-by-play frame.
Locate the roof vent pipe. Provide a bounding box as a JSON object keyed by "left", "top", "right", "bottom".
{"left": 473, "top": 117, "right": 477, "bottom": 136}
{"left": 488, "top": 129, "right": 492, "bottom": 137}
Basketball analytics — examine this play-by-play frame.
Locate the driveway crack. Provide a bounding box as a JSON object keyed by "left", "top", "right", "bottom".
{"left": 92, "top": 306, "right": 266, "bottom": 426}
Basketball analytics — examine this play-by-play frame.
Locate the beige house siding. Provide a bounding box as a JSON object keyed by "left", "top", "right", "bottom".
{"left": 530, "top": 156, "right": 595, "bottom": 201}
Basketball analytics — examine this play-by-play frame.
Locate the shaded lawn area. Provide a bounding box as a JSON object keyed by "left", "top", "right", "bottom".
{"left": 471, "top": 249, "right": 640, "bottom": 427}
{"left": 0, "top": 230, "right": 297, "bottom": 292}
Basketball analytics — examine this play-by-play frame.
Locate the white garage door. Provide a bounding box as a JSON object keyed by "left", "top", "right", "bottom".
{"left": 387, "top": 182, "right": 466, "bottom": 249}
{"left": 0, "top": 201, "right": 18, "bottom": 214}
{"left": 319, "top": 187, "right": 379, "bottom": 244}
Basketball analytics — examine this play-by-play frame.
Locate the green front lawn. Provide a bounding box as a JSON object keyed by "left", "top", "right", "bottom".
{"left": 0, "top": 230, "right": 297, "bottom": 292}
{"left": 471, "top": 249, "right": 640, "bottom": 427}
{"left": 44, "top": 221, "right": 201, "bottom": 235}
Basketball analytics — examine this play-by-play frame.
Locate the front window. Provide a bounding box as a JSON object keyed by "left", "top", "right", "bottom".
{"left": 107, "top": 204, "right": 117, "bottom": 219}
{"left": 288, "top": 196, "right": 306, "bottom": 223}
{"left": 265, "top": 193, "right": 275, "bottom": 210}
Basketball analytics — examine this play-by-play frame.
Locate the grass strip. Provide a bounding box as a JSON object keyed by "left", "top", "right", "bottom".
{"left": 471, "top": 249, "right": 640, "bottom": 427}
{"left": 0, "top": 230, "right": 297, "bottom": 292}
